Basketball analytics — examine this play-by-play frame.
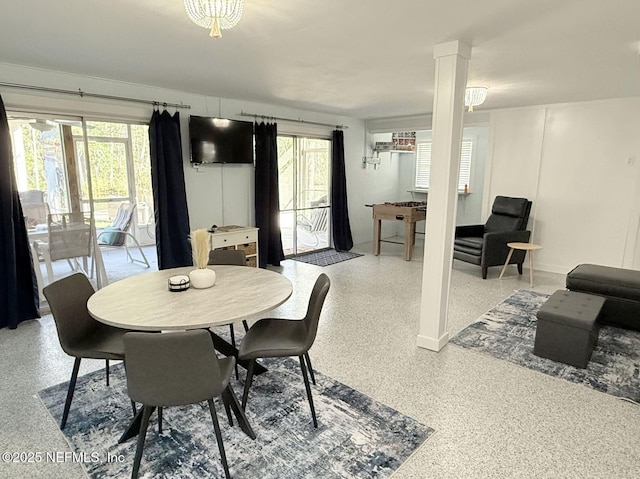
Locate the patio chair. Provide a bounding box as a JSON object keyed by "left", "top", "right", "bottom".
{"left": 35, "top": 212, "right": 93, "bottom": 283}
{"left": 97, "top": 203, "right": 150, "bottom": 268}
{"left": 19, "top": 189, "right": 49, "bottom": 227}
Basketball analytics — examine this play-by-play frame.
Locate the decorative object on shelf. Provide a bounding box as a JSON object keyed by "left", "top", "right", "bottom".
{"left": 362, "top": 156, "right": 381, "bottom": 169}
{"left": 168, "top": 275, "right": 190, "bottom": 292}
{"left": 373, "top": 141, "right": 394, "bottom": 152}
{"left": 189, "top": 229, "right": 216, "bottom": 288}
{"left": 465, "top": 86, "right": 488, "bottom": 112}
{"left": 183, "top": 0, "right": 244, "bottom": 38}
{"left": 392, "top": 132, "right": 416, "bottom": 151}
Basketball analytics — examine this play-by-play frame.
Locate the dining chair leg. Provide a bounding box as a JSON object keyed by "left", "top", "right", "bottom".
{"left": 158, "top": 407, "right": 163, "bottom": 434}
{"left": 105, "top": 359, "right": 110, "bottom": 386}
{"left": 208, "top": 399, "right": 231, "bottom": 479}
{"left": 221, "top": 396, "right": 234, "bottom": 427}
{"left": 241, "top": 359, "right": 256, "bottom": 410}
{"left": 299, "top": 355, "right": 318, "bottom": 428}
{"left": 304, "top": 353, "right": 316, "bottom": 385}
{"left": 131, "top": 405, "right": 153, "bottom": 479}
{"left": 131, "top": 400, "right": 137, "bottom": 417}
{"left": 242, "top": 320, "right": 249, "bottom": 332}
{"left": 61, "top": 357, "right": 81, "bottom": 430}
{"left": 229, "top": 325, "right": 239, "bottom": 379}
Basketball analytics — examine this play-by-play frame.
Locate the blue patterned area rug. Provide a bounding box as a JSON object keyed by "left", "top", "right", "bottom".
{"left": 292, "top": 249, "right": 364, "bottom": 267}
{"left": 451, "top": 290, "right": 640, "bottom": 403}
{"left": 38, "top": 358, "right": 433, "bottom": 478}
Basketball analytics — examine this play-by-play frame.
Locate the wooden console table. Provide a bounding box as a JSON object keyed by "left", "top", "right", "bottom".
{"left": 370, "top": 202, "right": 426, "bottom": 261}
{"left": 209, "top": 226, "right": 259, "bottom": 267}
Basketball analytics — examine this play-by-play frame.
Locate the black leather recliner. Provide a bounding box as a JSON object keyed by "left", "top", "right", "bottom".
{"left": 453, "top": 196, "right": 532, "bottom": 279}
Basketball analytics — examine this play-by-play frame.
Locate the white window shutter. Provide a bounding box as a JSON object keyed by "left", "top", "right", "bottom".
{"left": 458, "top": 140, "right": 473, "bottom": 191}
{"left": 414, "top": 140, "right": 473, "bottom": 191}
{"left": 415, "top": 142, "right": 431, "bottom": 189}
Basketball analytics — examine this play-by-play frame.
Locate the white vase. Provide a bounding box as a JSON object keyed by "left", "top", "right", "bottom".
{"left": 189, "top": 268, "right": 216, "bottom": 289}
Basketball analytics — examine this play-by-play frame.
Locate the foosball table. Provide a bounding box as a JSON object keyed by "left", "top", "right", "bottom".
{"left": 369, "top": 201, "right": 427, "bottom": 260}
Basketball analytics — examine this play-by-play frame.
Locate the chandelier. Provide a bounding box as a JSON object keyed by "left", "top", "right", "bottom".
{"left": 184, "top": 0, "right": 244, "bottom": 38}
{"left": 464, "top": 86, "right": 488, "bottom": 112}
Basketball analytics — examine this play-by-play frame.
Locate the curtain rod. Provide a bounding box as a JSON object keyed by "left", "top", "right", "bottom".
{"left": 0, "top": 81, "right": 191, "bottom": 110}
{"left": 240, "top": 110, "right": 347, "bottom": 129}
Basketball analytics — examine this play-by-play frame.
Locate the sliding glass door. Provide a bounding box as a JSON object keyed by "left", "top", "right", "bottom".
{"left": 9, "top": 114, "right": 87, "bottom": 218}
{"left": 8, "top": 113, "right": 155, "bottom": 246}
{"left": 278, "top": 136, "right": 331, "bottom": 256}
{"left": 74, "top": 120, "right": 155, "bottom": 244}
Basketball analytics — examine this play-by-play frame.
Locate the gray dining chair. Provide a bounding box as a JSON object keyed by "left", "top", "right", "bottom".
{"left": 42, "top": 272, "right": 130, "bottom": 429}
{"left": 96, "top": 203, "right": 150, "bottom": 268}
{"left": 238, "top": 273, "right": 330, "bottom": 428}
{"left": 123, "top": 330, "right": 254, "bottom": 479}
{"left": 208, "top": 249, "right": 249, "bottom": 363}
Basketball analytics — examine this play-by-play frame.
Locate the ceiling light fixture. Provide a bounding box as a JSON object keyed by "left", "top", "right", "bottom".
{"left": 464, "top": 86, "right": 488, "bottom": 112}
{"left": 184, "top": 0, "right": 244, "bottom": 38}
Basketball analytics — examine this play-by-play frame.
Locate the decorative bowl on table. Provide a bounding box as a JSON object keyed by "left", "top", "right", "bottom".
{"left": 168, "top": 275, "right": 190, "bottom": 292}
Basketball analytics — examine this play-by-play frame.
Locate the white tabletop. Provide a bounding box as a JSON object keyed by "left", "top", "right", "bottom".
{"left": 87, "top": 265, "right": 293, "bottom": 331}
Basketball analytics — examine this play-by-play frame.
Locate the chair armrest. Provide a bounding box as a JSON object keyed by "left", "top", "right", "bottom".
{"left": 96, "top": 228, "right": 126, "bottom": 240}
{"left": 455, "top": 224, "right": 484, "bottom": 238}
{"left": 482, "top": 230, "right": 532, "bottom": 267}
{"left": 97, "top": 227, "right": 128, "bottom": 246}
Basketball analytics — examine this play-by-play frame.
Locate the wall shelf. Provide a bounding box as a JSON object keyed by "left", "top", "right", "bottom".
{"left": 374, "top": 149, "right": 415, "bottom": 154}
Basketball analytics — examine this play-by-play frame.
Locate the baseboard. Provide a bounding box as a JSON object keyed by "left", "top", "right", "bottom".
{"left": 416, "top": 331, "right": 450, "bottom": 352}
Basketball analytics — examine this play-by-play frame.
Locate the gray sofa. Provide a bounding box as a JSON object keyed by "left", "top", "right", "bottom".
{"left": 566, "top": 264, "right": 640, "bottom": 331}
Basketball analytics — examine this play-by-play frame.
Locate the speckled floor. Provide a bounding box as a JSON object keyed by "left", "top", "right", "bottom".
{"left": 2, "top": 240, "right": 640, "bottom": 478}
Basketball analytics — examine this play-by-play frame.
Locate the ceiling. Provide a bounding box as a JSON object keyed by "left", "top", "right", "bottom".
{"left": 0, "top": 1, "right": 639, "bottom": 119}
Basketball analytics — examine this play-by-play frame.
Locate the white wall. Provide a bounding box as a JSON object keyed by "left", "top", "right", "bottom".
{"left": 381, "top": 126, "right": 489, "bottom": 237}
{"left": 486, "top": 98, "right": 640, "bottom": 273}
{"left": 0, "top": 63, "right": 372, "bottom": 245}
{"left": 368, "top": 99, "right": 640, "bottom": 273}
{"left": 5, "top": 63, "right": 640, "bottom": 271}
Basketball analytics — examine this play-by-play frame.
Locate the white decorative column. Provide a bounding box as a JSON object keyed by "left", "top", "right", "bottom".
{"left": 416, "top": 41, "right": 470, "bottom": 351}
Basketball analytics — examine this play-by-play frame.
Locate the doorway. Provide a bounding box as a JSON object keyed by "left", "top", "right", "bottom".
{"left": 277, "top": 136, "right": 331, "bottom": 256}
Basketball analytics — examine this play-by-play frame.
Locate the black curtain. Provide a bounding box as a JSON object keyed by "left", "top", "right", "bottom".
{"left": 0, "top": 95, "right": 39, "bottom": 329}
{"left": 331, "top": 129, "right": 353, "bottom": 251}
{"left": 149, "top": 110, "right": 192, "bottom": 270}
{"left": 254, "top": 122, "right": 284, "bottom": 268}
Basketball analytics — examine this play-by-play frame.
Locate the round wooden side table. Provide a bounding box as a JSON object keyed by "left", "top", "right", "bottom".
{"left": 499, "top": 242, "right": 543, "bottom": 288}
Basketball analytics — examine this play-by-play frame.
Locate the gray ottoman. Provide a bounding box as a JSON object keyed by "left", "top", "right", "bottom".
{"left": 533, "top": 290, "right": 604, "bottom": 368}
{"left": 567, "top": 263, "right": 640, "bottom": 330}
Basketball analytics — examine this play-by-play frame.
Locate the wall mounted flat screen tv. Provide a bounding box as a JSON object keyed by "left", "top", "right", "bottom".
{"left": 189, "top": 116, "right": 254, "bottom": 165}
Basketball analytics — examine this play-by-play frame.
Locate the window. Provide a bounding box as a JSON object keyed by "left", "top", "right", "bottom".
{"left": 415, "top": 140, "right": 473, "bottom": 191}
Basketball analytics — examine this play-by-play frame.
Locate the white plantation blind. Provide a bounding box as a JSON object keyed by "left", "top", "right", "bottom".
{"left": 414, "top": 140, "right": 473, "bottom": 191}
{"left": 415, "top": 142, "right": 432, "bottom": 189}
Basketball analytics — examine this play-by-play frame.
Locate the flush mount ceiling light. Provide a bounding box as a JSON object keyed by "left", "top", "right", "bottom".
{"left": 464, "top": 86, "right": 488, "bottom": 112}
{"left": 212, "top": 118, "right": 230, "bottom": 127}
{"left": 184, "top": 0, "right": 244, "bottom": 38}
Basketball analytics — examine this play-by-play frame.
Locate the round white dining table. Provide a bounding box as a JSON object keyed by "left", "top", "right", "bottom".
{"left": 87, "top": 265, "right": 290, "bottom": 444}
{"left": 87, "top": 265, "right": 293, "bottom": 331}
